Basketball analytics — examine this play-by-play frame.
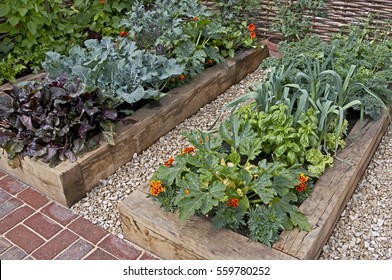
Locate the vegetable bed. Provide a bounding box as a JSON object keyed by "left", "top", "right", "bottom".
{"left": 0, "top": 46, "right": 268, "bottom": 207}
{"left": 118, "top": 111, "right": 390, "bottom": 259}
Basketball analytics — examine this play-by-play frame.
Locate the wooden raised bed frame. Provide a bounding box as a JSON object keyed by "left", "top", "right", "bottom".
{"left": 0, "top": 46, "right": 268, "bottom": 207}
{"left": 118, "top": 111, "right": 391, "bottom": 260}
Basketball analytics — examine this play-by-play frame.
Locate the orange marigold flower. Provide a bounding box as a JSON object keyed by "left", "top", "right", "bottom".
{"left": 248, "top": 23, "right": 256, "bottom": 32}
{"left": 296, "top": 182, "right": 307, "bottom": 193}
{"left": 299, "top": 173, "right": 309, "bottom": 184}
{"left": 182, "top": 146, "right": 195, "bottom": 154}
{"left": 227, "top": 197, "right": 239, "bottom": 208}
{"left": 185, "top": 189, "right": 190, "bottom": 195}
{"left": 99, "top": 0, "right": 106, "bottom": 4}
{"left": 178, "top": 73, "right": 185, "bottom": 81}
{"left": 149, "top": 180, "right": 165, "bottom": 196}
{"left": 193, "top": 16, "right": 199, "bottom": 21}
{"left": 250, "top": 31, "right": 257, "bottom": 39}
{"left": 120, "top": 31, "right": 128, "bottom": 37}
{"left": 164, "top": 157, "right": 175, "bottom": 167}
{"left": 207, "top": 59, "right": 213, "bottom": 65}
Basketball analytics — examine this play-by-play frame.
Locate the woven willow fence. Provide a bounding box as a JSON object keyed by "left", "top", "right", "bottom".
{"left": 205, "top": 0, "right": 392, "bottom": 39}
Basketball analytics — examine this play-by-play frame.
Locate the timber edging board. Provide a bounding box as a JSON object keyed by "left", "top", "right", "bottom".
{"left": 118, "top": 111, "right": 390, "bottom": 260}
{"left": 0, "top": 45, "right": 268, "bottom": 207}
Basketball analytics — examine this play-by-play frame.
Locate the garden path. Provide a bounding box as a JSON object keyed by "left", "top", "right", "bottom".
{"left": 0, "top": 170, "right": 159, "bottom": 260}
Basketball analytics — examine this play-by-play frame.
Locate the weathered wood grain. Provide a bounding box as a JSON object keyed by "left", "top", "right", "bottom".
{"left": 0, "top": 153, "right": 84, "bottom": 206}
{"left": 119, "top": 112, "right": 390, "bottom": 260}
{"left": 0, "top": 46, "right": 268, "bottom": 207}
{"left": 119, "top": 189, "right": 297, "bottom": 260}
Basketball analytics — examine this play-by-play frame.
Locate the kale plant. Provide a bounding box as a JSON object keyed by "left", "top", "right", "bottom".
{"left": 42, "top": 37, "right": 184, "bottom": 108}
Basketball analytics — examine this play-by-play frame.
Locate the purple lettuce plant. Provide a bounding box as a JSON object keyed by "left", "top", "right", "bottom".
{"left": 0, "top": 75, "right": 117, "bottom": 167}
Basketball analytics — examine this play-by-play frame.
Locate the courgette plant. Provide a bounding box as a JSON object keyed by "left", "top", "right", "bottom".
{"left": 149, "top": 113, "right": 314, "bottom": 247}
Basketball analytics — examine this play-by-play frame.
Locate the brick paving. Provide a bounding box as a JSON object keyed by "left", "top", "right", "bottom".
{"left": 0, "top": 172, "right": 160, "bottom": 260}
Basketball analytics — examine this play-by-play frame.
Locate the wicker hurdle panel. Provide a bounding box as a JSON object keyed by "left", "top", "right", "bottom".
{"left": 205, "top": 0, "right": 392, "bottom": 39}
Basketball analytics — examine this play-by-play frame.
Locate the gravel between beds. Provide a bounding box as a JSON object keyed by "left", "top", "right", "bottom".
{"left": 70, "top": 68, "right": 392, "bottom": 260}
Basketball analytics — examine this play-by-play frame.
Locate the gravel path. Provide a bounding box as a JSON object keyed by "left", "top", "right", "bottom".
{"left": 71, "top": 68, "right": 392, "bottom": 260}
{"left": 319, "top": 128, "right": 392, "bottom": 260}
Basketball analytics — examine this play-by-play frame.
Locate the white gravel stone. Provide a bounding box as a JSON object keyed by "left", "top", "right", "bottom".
{"left": 319, "top": 127, "right": 392, "bottom": 260}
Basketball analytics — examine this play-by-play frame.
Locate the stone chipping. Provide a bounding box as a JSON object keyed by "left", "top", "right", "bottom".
{"left": 70, "top": 67, "right": 392, "bottom": 260}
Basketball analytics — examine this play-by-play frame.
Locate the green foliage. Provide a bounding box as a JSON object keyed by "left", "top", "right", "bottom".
{"left": 270, "top": 191, "right": 311, "bottom": 231}
{"left": 71, "top": 0, "right": 138, "bottom": 38}
{"left": 305, "top": 148, "right": 334, "bottom": 176}
{"left": 0, "top": 76, "right": 116, "bottom": 167}
{"left": 247, "top": 205, "right": 284, "bottom": 247}
{"left": 175, "top": 174, "right": 226, "bottom": 222}
{"left": 150, "top": 109, "right": 315, "bottom": 246}
{"left": 0, "top": 0, "right": 137, "bottom": 84}
{"left": 0, "top": 54, "right": 26, "bottom": 84}
{"left": 211, "top": 205, "right": 246, "bottom": 231}
{"left": 214, "top": 0, "right": 262, "bottom": 21}
{"left": 42, "top": 37, "right": 184, "bottom": 108}
{"left": 120, "top": 0, "right": 258, "bottom": 79}
{"left": 261, "top": 35, "right": 331, "bottom": 73}
{"left": 269, "top": 0, "right": 327, "bottom": 41}
{"left": 260, "top": 28, "right": 392, "bottom": 121}
{"left": 236, "top": 104, "right": 319, "bottom": 166}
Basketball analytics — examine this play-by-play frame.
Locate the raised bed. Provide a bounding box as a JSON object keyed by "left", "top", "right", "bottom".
{"left": 0, "top": 46, "right": 269, "bottom": 207}
{"left": 118, "top": 111, "right": 390, "bottom": 260}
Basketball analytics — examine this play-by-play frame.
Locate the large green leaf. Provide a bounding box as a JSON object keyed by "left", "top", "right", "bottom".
{"left": 0, "top": 23, "right": 12, "bottom": 33}
{"left": 188, "top": 152, "right": 220, "bottom": 170}
{"left": 153, "top": 161, "right": 188, "bottom": 186}
{"left": 175, "top": 173, "right": 226, "bottom": 222}
{"left": 0, "top": 4, "right": 10, "bottom": 17}
{"left": 219, "top": 114, "right": 255, "bottom": 148}
{"left": 271, "top": 192, "right": 311, "bottom": 231}
{"left": 239, "top": 137, "right": 263, "bottom": 161}
{"left": 27, "top": 21, "right": 37, "bottom": 35}
{"left": 182, "top": 130, "right": 222, "bottom": 152}
{"left": 253, "top": 173, "right": 276, "bottom": 204}
{"left": 18, "top": 8, "right": 28, "bottom": 17}
{"left": 272, "top": 173, "right": 298, "bottom": 196}
{"left": 7, "top": 16, "right": 19, "bottom": 27}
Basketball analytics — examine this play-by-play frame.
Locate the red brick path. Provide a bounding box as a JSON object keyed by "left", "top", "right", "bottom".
{"left": 0, "top": 170, "right": 159, "bottom": 260}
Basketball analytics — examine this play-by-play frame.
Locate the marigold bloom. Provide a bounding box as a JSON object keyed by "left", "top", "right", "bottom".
{"left": 299, "top": 173, "right": 309, "bottom": 184}
{"left": 250, "top": 31, "right": 256, "bottom": 39}
{"left": 193, "top": 16, "right": 199, "bottom": 21}
{"left": 296, "top": 182, "right": 307, "bottom": 193}
{"left": 182, "top": 146, "right": 195, "bottom": 154}
{"left": 150, "top": 180, "right": 165, "bottom": 196}
{"left": 178, "top": 74, "right": 185, "bottom": 81}
{"left": 248, "top": 23, "right": 256, "bottom": 32}
{"left": 185, "top": 189, "right": 190, "bottom": 195}
{"left": 99, "top": 0, "right": 106, "bottom": 4}
{"left": 164, "top": 157, "right": 174, "bottom": 167}
{"left": 207, "top": 59, "right": 213, "bottom": 65}
{"left": 227, "top": 197, "right": 239, "bottom": 208}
